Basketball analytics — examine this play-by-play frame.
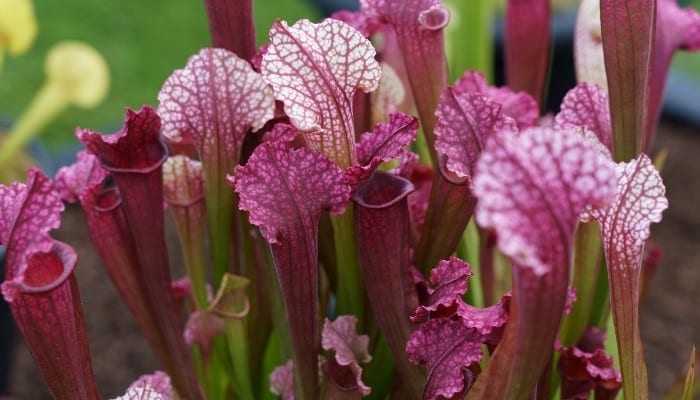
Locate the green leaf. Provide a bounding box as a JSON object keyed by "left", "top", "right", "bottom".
{"left": 683, "top": 347, "right": 696, "bottom": 400}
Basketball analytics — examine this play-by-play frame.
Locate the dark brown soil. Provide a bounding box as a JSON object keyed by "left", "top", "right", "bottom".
{"left": 642, "top": 120, "right": 700, "bottom": 399}
{"left": 3, "top": 121, "right": 700, "bottom": 399}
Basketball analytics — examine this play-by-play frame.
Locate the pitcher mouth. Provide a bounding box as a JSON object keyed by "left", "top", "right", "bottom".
{"left": 353, "top": 171, "right": 415, "bottom": 209}
{"left": 19, "top": 240, "right": 77, "bottom": 294}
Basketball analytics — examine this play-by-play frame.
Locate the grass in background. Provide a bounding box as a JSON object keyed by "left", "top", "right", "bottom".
{"left": 0, "top": 0, "right": 318, "bottom": 155}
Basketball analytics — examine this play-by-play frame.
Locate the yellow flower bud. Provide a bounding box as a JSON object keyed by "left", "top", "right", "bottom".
{"left": 0, "top": 0, "right": 38, "bottom": 55}
{"left": 45, "top": 41, "right": 110, "bottom": 108}
{"left": 0, "top": 41, "right": 110, "bottom": 169}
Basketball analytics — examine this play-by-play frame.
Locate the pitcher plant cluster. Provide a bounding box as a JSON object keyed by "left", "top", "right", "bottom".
{"left": 1, "top": 0, "right": 699, "bottom": 399}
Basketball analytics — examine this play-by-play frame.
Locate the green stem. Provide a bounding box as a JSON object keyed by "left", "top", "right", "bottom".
{"left": 171, "top": 211, "right": 209, "bottom": 309}
{"left": 682, "top": 347, "right": 696, "bottom": 400}
{"left": 187, "top": 301, "right": 228, "bottom": 399}
{"left": 610, "top": 268, "right": 649, "bottom": 399}
{"left": 559, "top": 222, "right": 603, "bottom": 346}
{"left": 198, "top": 346, "right": 228, "bottom": 400}
{"left": 211, "top": 337, "right": 235, "bottom": 399}
{"left": 0, "top": 83, "right": 67, "bottom": 168}
{"left": 204, "top": 169, "right": 235, "bottom": 284}
{"left": 224, "top": 319, "right": 256, "bottom": 400}
{"left": 493, "top": 249, "right": 512, "bottom": 297}
{"left": 604, "top": 313, "right": 620, "bottom": 370}
{"left": 185, "top": 245, "right": 209, "bottom": 309}
{"left": 589, "top": 258, "right": 611, "bottom": 329}
{"left": 445, "top": 0, "right": 493, "bottom": 81}
{"left": 330, "top": 205, "right": 365, "bottom": 326}
{"left": 258, "top": 334, "right": 283, "bottom": 400}
{"left": 261, "top": 240, "right": 292, "bottom": 360}
{"left": 548, "top": 355, "right": 561, "bottom": 400}
{"left": 414, "top": 126, "right": 433, "bottom": 166}
{"left": 241, "top": 216, "right": 272, "bottom": 384}
{"left": 362, "top": 336, "right": 394, "bottom": 400}
{"left": 458, "top": 218, "right": 484, "bottom": 307}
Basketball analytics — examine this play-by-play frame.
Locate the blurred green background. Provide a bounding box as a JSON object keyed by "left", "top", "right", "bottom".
{"left": 0, "top": 0, "right": 698, "bottom": 158}
{"left": 0, "top": 0, "right": 319, "bottom": 153}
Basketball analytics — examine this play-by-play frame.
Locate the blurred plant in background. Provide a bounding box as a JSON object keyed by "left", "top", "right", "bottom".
{"left": 0, "top": 0, "right": 38, "bottom": 182}
{"left": 0, "top": 0, "right": 318, "bottom": 164}
{"left": 0, "top": 0, "right": 109, "bottom": 183}
{"left": 0, "top": 42, "right": 109, "bottom": 181}
{"left": 0, "top": 0, "right": 37, "bottom": 71}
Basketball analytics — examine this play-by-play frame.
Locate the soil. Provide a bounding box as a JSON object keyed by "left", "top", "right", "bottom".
{"left": 2, "top": 120, "right": 699, "bottom": 399}
{"left": 641, "top": 120, "right": 700, "bottom": 399}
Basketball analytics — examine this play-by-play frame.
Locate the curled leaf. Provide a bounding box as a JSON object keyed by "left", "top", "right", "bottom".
{"left": 453, "top": 71, "right": 538, "bottom": 130}
{"left": 355, "top": 113, "right": 417, "bottom": 168}
{"left": 345, "top": 112, "right": 418, "bottom": 190}
{"left": 54, "top": 150, "right": 108, "bottom": 203}
{"left": 114, "top": 371, "right": 173, "bottom": 400}
{"left": 586, "top": 154, "right": 667, "bottom": 269}
{"left": 474, "top": 127, "right": 617, "bottom": 275}
{"left": 183, "top": 310, "right": 224, "bottom": 352}
{"left": 412, "top": 260, "right": 510, "bottom": 336}
{"left": 162, "top": 156, "right": 204, "bottom": 207}
{"left": 411, "top": 257, "right": 473, "bottom": 322}
{"left": 557, "top": 327, "right": 622, "bottom": 400}
{"left": 232, "top": 142, "right": 350, "bottom": 245}
{"left": 554, "top": 83, "right": 612, "bottom": 150}
{"left": 0, "top": 168, "right": 64, "bottom": 284}
{"left": 270, "top": 360, "right": 295, "bottom": 400}
{"left": 416, "top": 75, "right": 522, "bottom": 270}
{"left": 262, "top": 18, "right": 381, "bottom": 167}
{"left": 406, "top": 318, "right": 483, "bottom": 400}
{"left": 79, "top": 106, "right": 167, "bottom": 172}
{"left": 330, "top": 10, "right": 380, "bottom": 38}
{"left": 434, "top": 88, "right": 516, "bottom": 183}
{"left": 158, "top": 48, "right": 274, "bottom": 167}
{"left": 322, "top": 315, "right": 372, "bottom": 396}
{"left": 322, "top": 315, "right": 372, "bottom": 366}
{"left": 408, "top": 257, "right": 511, "bottom": 398}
